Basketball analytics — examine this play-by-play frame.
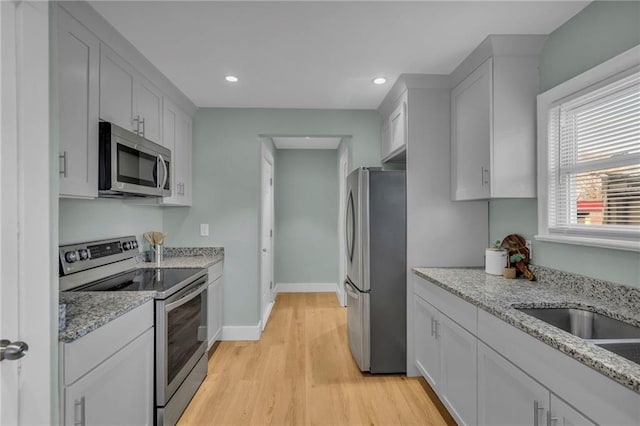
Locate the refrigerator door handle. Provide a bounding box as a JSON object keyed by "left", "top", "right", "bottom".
{"left": 344, "top": 280, "right": 360, "bottom": 299}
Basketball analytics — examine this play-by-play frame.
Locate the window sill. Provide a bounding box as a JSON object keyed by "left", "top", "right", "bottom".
{"left": 535, "top": 234, "right": 640, "bottom": 252}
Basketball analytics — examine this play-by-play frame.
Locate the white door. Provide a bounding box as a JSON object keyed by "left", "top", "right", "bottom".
{"left": 413, "top": 295, "right": 440, "bottom": 388}
{"left": 260, "top": 146, "right": 275, "bottom": 329}
{"left": 1, "top": 1, "right": 54, "bottom": 424}
{"left": 99, "top": 44, "right": 136, "bottom": 133}
{"left": 337, "top": 148, "right": 348, "bottom": 307}
{"left": 135, "top": 77, "right": 163, "bottom": 144}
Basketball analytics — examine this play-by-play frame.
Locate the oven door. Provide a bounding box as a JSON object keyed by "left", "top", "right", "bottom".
{"left": 156, "top": 276, "right": 208, "bottom": 405}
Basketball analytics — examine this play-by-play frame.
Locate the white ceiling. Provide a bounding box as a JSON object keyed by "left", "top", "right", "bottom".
{"left": 90, "top": 1, "right": 589, "bottom": 110}
{"left": 272, "top": 136, "right": 343, "bottom": 149}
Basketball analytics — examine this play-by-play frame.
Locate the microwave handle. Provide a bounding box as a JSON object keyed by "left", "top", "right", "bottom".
{"left": 158, "top": 154, "right": 168, "bottom": 190}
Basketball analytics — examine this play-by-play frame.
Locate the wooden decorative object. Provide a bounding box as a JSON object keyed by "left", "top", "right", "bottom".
{"left": 500, "top": 234, "right": 535, "bottom": 281}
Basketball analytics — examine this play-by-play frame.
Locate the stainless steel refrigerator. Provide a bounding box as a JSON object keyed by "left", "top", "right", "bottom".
{"left": 344, "top": 167, "right": 406, "bottom": 373}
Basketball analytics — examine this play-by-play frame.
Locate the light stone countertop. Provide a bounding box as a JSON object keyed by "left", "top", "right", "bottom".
{"left": 59, "top": 291, "right": 154, "bottom": 343}
{"left": 413, "top": 266, "right": 640, "bottom": 393}
{"left": 59, "top": 248, "right": 224, "bottom": 343}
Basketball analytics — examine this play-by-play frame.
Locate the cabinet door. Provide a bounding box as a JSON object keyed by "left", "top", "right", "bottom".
{"left": 136, "top": 77, "right": 163, "bottom": 144}
{"left": 161, "top": 98, "right": 180, "bottom": 205}
{"left": 451, "top": 58, "right": 492, "bottom": 200}
{"left": 63, "top": 328, "right": 154, "bottom": 426}
{"left": 413, "top": 295, "right": 440, "bottom": 389}
{"left": 99, "top": 45, "right": 136, "bottom": 133}
{"left": 549, "top": 394, "right": 596, "bottom": 426}
{"left": 439, "top": 315, "right": 477, "bottom": 426}
{"left": 380, "top": 119, "right": 391, "bottom": 160}
{"left": 207, "top": 276, "right": 224, "bottom": 347}
{"left": 177, "top": 112, "right": 193, "bottom": 205}
{"left": 388, "top": 100, "right": 407, "bottom": 154}
{"left": 478, "top": 341, "right": 549, "bottom": 426}
{"left": 57, "top": 8, "right": 99, "bottom": 198}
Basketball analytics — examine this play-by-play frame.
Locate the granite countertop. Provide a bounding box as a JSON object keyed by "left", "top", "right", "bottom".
{"left": 60, "top": 247, "right": 224, "bottom": 343}
{"left": 139, "top": 246, "right": 224, "bottom": 269}
{"left": 413, "top": 266, "right": 640, "bottom": 393}
{"left": 59, "top": 291, "right": 154, "bottom": 343}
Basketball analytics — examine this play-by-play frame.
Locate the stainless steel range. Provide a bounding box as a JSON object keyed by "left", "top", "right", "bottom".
{"left": 59, "top": 236, "right": 208, "bottom": 426}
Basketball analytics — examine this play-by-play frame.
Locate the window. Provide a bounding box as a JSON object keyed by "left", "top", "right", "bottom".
{"left": 537, "top": 46, "right": 640, "bottom": 251}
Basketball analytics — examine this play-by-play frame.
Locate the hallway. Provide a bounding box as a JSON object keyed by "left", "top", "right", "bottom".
{"left": 178, "top": 293, "right": 453, "bottom": 425}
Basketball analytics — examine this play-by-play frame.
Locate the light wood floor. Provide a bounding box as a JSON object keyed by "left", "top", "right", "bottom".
{"left": 178, "top": 293, "right": 455, "bottom": 425}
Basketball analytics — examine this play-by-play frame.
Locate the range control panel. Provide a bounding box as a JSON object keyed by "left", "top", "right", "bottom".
{"left": 59, "top": 236, "right": 139, "bottom": 276}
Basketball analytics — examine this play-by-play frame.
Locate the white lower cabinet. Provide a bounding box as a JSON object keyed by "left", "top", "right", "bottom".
{"left": 413, "top": 274, "right": 615, "bottom": 426}
{"left": 60, "top": 301, "right": 154, "bottom": 425}
{"left": 549, "top": 394, "right": 596, "bottom": 426}
{"left": 63, "top": 328, "right": 154, "bottom": 425}
{"left": 207, "top": 262, "right": 224, "bottom": 348}
{"left": 478, "top": 341, "right": 549, "bottom": 426}
{"left": 439, "top": 315, "right": 477, "bottom": 425}
{"left": 413, "top": 295, "right": 440, "bottom": 388}
{"left": 413, "top": 292, "right": 476, "bottom": 426}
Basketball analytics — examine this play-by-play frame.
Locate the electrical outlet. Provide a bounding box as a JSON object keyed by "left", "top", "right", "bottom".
{"left": 525, "top": 239, "right": 532, "bottom": 260}
{"left": 200, "top": 224, "right": 209, "bottom": 237}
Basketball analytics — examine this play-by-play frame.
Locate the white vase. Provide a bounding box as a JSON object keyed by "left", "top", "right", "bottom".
{"left": 485, "top": 249, "right": 507, "bottom": 275}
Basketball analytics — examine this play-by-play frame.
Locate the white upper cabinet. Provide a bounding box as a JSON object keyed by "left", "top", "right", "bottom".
{"left": 135, "top": 76, "right": 163, "bottom": 144}
{"left": 451, "top": 58, "right": 492, "bottom": 200}
{"left": 99, "top": 44, "right": 136, "bottom": 133}
{"left": 57, "top": 7, "right": 99, "bottom": 199}
{"left": 161, "top": 98, "right": 192, "bottom": 206}
{"left": 99, "top": 44, "right": 163, "bottom": 145}
{"left": 380, "top": 92, "right": 408, "bottom": 162}
{"left": 450, "top": 35, "right": 544, "bottom": 200}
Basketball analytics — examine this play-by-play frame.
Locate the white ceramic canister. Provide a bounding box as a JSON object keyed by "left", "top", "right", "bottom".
{"left": 485, "top": 249, "right": 507, "bottom": 275}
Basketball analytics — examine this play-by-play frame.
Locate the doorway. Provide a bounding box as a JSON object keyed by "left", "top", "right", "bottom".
{"left": 260, "top": 144, "right": 275, "bottom": 329}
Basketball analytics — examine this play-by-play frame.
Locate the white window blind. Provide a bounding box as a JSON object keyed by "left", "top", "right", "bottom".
{"left": 547, "top": 71, "right": 640, "bottom": 238}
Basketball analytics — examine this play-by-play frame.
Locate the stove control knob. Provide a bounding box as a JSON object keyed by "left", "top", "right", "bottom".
{"left": 78, "top": 249, "right": 89, "bottom": 260}
{"left": 123, "top": 242, "right": 131, "bottom": 250}
{"left": 65, "top": 251, "right": 79, "bottom": 263}
{"left": 132, "top": 241, "right": 138, "bottom": 248}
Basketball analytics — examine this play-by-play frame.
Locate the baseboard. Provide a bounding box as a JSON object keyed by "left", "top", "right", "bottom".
{"left": 221, "top": 324, "right": 262, "bottom": 341}
{"left": 275, "top": 282, "right": 338, "bottom": 293}
{"left": 261, "top": 301, "right": 275, "bottom": 330}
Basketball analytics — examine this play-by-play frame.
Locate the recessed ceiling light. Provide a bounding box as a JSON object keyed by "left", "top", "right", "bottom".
{"left": 225, "top": 75, "right": 239, "bottom": 83}
{"left": 372, "top": 77, "right": 387, "bottom": 85}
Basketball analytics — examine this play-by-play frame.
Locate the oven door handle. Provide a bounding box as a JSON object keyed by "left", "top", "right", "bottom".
{"left": 164, "top": 283, "right": 207, "bottom": 312}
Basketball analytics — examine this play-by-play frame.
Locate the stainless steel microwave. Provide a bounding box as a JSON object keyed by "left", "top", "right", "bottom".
{"left": 99, "top": 122, "right": 171, "bottom": 198}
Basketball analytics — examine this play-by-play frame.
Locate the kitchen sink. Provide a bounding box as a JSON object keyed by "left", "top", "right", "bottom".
{"left": 515, "top": 307, "right": 640, "bottom": 340}
{"left": 595, "top": 341, "right": 640, "bottom": 365}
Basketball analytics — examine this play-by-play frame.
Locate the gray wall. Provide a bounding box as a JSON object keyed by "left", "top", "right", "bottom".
{"left": 59, "top": 199, "right": 164, "bottom": 245}
{"left": 274, "top": 149, "right": 338, "bottom": 284}
{"left": 489, "top": 1, "right": 640, "bottom": 287}
{"left": 163, "top": 108, "right": 381, "bottom": 326}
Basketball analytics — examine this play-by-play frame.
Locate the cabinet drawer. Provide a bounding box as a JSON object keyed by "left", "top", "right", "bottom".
{"left": 61, "top": 301, "right": 153, "bottom": 385}
{"left": 208, "top": 261, "right": 223, "bottom": 283}
{"left": 413, "top": 275, "right": 477, "bottom": 335}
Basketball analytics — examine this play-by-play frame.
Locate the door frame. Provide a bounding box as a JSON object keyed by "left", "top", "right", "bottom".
{"left": 337, "top": 148, "right": 349, "bottom": 306}
{"left": 259, "top": 142, "right": 275, "bottom": 330}
{"left": 1, "top": 1, "right": 55, "bottom": 424}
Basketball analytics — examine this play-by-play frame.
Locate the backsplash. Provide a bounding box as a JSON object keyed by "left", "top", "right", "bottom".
{"left": 529, "top": 264, "right": 640, "bottom": 315}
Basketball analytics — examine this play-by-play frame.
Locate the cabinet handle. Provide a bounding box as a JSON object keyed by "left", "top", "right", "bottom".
{"left": 547, "top": 411, "right": 558, "bottom": 426}
{"left": 59, "top": 151, "right": 68, "bottom": 178}
{"left": 133, "top": 115, "right": 140, "bottom": 135}
{"left": 481, "top": 166, "right": 489, "bottom": 186}
{"left": 430, "top": 317, "right": 435, "bottom": 337}
{"left": 140, "top": 117, "right": 145, "bottom": 138}
{"left": 534, "top": 400, "right": 544, "bottom": 426}
{"left": 74, "top": 396, "right": 85, "bottom": 426}
{"left": 434, "top": 320, "right": 440, "bottom": 340}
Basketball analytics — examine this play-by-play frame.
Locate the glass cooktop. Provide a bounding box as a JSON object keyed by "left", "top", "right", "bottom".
{"left": 74, "top": 268, "right": 205, "bottom": 298}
